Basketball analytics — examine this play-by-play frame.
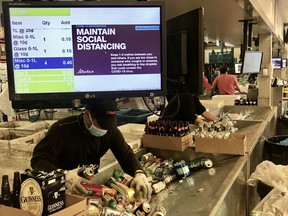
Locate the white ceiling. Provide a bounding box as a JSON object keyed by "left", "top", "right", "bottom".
{"left": 1, "top": 0, "right": 287, "bottom": 47}
{"left": 279, "top": 0, "right": 288, "bottom": 24}
{"left": 163, "top": 0, "right": 288, "bottom": 47}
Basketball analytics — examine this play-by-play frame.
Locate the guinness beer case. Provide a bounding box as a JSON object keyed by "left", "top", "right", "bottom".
{"left": 20, "top": 170, "right": 66, "bottom": 216}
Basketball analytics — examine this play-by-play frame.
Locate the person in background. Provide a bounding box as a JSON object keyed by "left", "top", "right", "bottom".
{"left": 161, "top": 94, "right": 217, "bottom": 125}
{"left": 203, "top": 73, "right": 212, "bottom": 96}
{"left": 31, "top": 98, "right": 152, "bottom": 200}
{"left": 212, "top": 66, "right": 220, "bottom": 82}
{"left": 211, "top": 65, "right": 243, "bottom": 95}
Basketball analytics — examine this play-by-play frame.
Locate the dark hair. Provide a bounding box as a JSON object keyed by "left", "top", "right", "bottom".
{"left": 219, "top": 66, "right": 228, "bottom": 74}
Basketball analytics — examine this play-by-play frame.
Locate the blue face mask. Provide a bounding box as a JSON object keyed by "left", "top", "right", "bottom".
{"left": 85, "top": 112, "right": 108, "bottom": 137}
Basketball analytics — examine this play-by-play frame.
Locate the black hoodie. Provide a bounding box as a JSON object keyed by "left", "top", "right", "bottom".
{"left": 31, "top": 113, "right": 142, "bottom": 176}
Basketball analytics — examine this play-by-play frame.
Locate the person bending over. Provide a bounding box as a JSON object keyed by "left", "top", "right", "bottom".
{"left": 31, "top": 98, "right": 152, "bottom": 200}
{"left": 161, "top": 94, "right": 217, "bottom": 125}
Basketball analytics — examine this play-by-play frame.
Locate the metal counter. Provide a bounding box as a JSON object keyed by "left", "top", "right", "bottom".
{"left": 147, "top": 106, "right": 277, "bottom": 215}
{"left": 149, "top": 153, "right": 247, "bottom": 215}
{"left": 146, "top": 121, "right": 267, "bottom": 216}
{"left": 93, "top": 106, "right": 277, "bottom": 216}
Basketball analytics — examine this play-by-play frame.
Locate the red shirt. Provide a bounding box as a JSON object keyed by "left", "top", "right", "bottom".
{"left": 203, "top": 75, "right": 212, "bottom": 90}
{"left": 211, "top": 74, "right": 239, "bottom": 95}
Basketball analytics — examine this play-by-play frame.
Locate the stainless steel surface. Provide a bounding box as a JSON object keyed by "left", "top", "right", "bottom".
{"left": 150, "top": 156, "right": 247, "bottom": 216}
{"left": 93, "top": 148, "right": 147, "bottom": 185}
{"left": 147, "top": 106, "right": 277, "bottom": 215}
{"left": 235, "top": 120, "right": 267, "bottom": 154}
{"left": 146, "top": 119, "right": 265, "bottom": 215}
{"left": 221, "top": 106, "right": 277, "bottom": 121}
{"left": 91, "top": 106, "right": 277, "bottom": 215}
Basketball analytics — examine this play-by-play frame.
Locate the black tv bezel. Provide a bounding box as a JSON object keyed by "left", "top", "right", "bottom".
{"left": 241, "top": 50, "right": 263, "bottom": 74}
{"left": 166, "top": 7, "right": 204, "bottom": 96}
{"left": 2, "top": 1, "right": 167, "bottom": 108}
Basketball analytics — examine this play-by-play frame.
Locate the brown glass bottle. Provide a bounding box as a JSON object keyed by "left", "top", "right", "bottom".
{"left": 12, "top": 172, "right": 21, "bottom": 208}
{"left": 1, "top": 175, "right": 12, "bottom": 206}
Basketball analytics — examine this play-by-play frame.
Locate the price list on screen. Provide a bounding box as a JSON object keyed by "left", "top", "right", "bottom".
{"left": 9, "top": 7, "right": 75, "bottom": 93}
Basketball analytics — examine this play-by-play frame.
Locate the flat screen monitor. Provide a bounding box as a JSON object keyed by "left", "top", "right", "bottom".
{"left": 282, "top": 58, "right": 287, "bottom": 68}
{"left": 272, "top": 57, "right": 282, "bottom": 69}
{"left": 166, "top": 7, "right": 204, "bottom": 96}
{"left": 234, "top": 63, "right": 242, "bottom": 74}
{"left": 2, "top": 1, "right": 166, "bottom": 109}
{"left": 241, "top": 50, "right": 263, "bottom": 74}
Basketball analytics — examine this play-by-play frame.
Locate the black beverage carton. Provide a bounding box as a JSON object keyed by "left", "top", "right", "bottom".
{"left": 19, "top": 169, "right": 66, "bottom": 216}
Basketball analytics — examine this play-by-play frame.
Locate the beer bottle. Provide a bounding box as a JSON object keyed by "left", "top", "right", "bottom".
{"left": 12, "top": 172, "right": 21, "bottom": 208}
{"left": 1, "top": 175, "right": 12, "bottom": 206}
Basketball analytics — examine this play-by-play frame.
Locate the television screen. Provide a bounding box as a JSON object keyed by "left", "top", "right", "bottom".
{"left": 272, "top": 57, "right": 282, "bottom": 69}
{"left": 2, "top": 1, "right": 166, "bottom": 109}
{"left": 166, "top": 8, "right": 204, "bottom": 96}
{"left": 282, "top": 58, "right": 287, "bottom": 68}
{"left": 241, "top": 51, "right": 263, "bottom": 74}
{"left": 234, "top": 63, "right": 242, "bottom": 74}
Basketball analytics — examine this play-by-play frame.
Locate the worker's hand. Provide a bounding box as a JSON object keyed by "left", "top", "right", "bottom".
{"left": 64, "top": 168, "right": 90, "bottom": 196}
{"left": 130, "top": 173, "right": 152, "bottom": 201}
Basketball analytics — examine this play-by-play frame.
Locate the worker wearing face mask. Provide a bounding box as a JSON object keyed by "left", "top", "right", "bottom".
{"left": 31, "top": 98, "right": 152, "bottom": 201}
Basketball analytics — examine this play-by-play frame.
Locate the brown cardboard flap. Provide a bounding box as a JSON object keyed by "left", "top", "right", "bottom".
{"left": 143, "top": 132, "right": 192, "bottom": 152}
{"left": 0, "top": 205, "right": 34, "bottom": 216}
{"left": 0, "top": 194, "right": 87, "bottom": 216}
{"left": 194, "top": 133, "right": 247, "bottom": 155}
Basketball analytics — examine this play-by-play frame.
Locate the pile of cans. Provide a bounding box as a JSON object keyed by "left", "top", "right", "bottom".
{"left": 194, "top": 116, "right": 238, "bottom": 139}
{"left": 83, "top": 152, "right": 213, "bottom": 216}
{"left": 140, "top": 152, "right": 213, "bottom": 194}
{"left": 83, "top": 169, "right": 167, "bottom": 216}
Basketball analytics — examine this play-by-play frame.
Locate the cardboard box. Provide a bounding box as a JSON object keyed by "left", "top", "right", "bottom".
{"left": 200, "top": 99, "right": 224, "bottom": 110}
{"left": 212, "top": 95, "right": 241, "bottom": 106}
{"left": 194, "top": 133, "right": 247, "bottom": 155}
{"left": 118, "top": 123, "right": 145, "bottom": 151}
{"left": 0, "top": 194, "right": 86, "bottom": 216}
{"left": 142, "top": 132, "right": 193, "bottom": 152}
{"left": 20, "top": 170, "right": 66, "bottom": 215}
{"left": 9, "top": 130, "right": 46, "bottom": 159}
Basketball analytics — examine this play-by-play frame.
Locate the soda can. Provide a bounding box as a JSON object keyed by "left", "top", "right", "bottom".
{"left": 80, "top": 182, "right": 104, "bottom": 197}
{"left": 154, "top": 163, "right": 173, "bottom": 181}
{"left": 134, "top": 201, "right": 151, "bottom": 216}
{"left": 102, "top": 206, "right": 122, "bottom": 216}
{"left": 152, "top": 181, "right": 166, "bottom": 194}
{"left": 188, "top": 157, "right": 213, "bottom": 171}
{"left": 78, "top": 165, "right": 98, "bottom": 180}
{"left": 250, "top": 211, "right": 262, "bottom": 216}
{"left": 82, "top": 167, "right": 95, "bottom": 180}
{"left": 141, "top": 152, "right": 154, "bottom": 162}
{"left": 123, "top": 209, "right": 136, "bottom": 216}
{"left": 103, "top": 186, "right": 117, "bottom": 196}
{"left": 87, "top": 203, "right": 101, "bottom": 216}
{"left": 163, "top": 174, "right": 177, "bottom": 184}
{"left": 152, "top": 206, "right": 167, "bottom": 216}
{"left": 174, "top": 160, "right": 190, "bottom": 178}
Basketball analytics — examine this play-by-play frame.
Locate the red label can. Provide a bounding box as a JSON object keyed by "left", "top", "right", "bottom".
{"left": 80, "top": 182, "right": 104, "bottom": 197}
{"left": 134, "top": 201, "right": 151, "bottom": 215}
